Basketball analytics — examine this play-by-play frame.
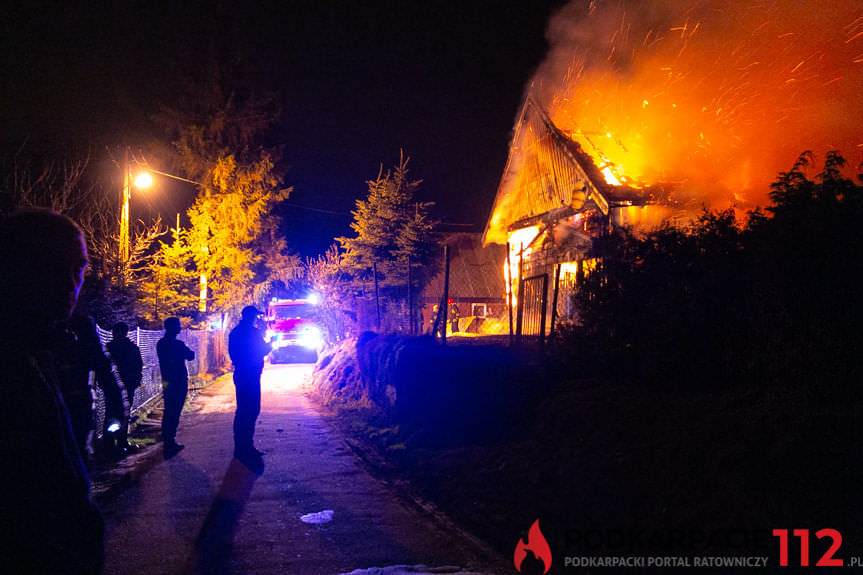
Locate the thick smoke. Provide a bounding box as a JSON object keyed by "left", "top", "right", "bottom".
{"left": 527, "top": 0, "right": 863, "bottom": 207}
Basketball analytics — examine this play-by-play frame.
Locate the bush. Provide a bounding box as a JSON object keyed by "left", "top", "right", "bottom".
{"left": 569, "top": 152, "right": 863, "bottom": 391}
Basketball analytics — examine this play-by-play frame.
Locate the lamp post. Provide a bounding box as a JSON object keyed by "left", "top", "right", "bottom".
{"left": 119, "top": 149, "right": 132, "bottom": 267}
{"left": 148, "top": 170, "right": 210, "bottom": 313}
{"left": 118, "top": 159, "right": 209, "bottom": 311}
{"left": 119, "top": 150, "right": 154, "bottom": 285}
{"left": 120, "top": 156, "right": 201, "bottom": 269}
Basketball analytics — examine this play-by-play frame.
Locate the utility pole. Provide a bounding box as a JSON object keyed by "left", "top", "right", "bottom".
{"left": 119, "top": 148, "right": 131, "bottom": 285}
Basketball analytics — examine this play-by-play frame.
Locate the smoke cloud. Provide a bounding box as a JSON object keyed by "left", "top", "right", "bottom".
{"left": 526, "top": 0, "right": 863, "bottom": 207}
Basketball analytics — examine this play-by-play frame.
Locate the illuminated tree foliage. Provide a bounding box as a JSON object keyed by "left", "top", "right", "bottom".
{"left": 306, "top": 245, "right": 354, "bottom": 341}
{"left": 139, "top": 153, "right": 296, "bottom": 323}
{"left": 337, "top": 153, "right": 438, "bottom": 290}
{"left": 137, "top": 226, "right": 199, "bottom": 323}
{"left": 569, "top": 151, "right": 863, "bottom": 390}
{"left": 186, "top": 153, "right": 294, "bottom": 313}
{"left": 139, "top": 73, "right": 298, "bottom": 323}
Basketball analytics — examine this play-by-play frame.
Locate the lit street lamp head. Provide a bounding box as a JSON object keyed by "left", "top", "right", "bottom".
{"left": 134, "top": 172, "right": 153, "bottom": 189}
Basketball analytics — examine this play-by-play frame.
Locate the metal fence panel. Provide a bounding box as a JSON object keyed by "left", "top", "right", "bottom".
{"left": 92, "top": 325, "right": 216, "bottom": 435}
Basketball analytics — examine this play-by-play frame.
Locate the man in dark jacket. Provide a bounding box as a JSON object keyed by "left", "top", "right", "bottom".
{"left": 106, "top": 322, "right": 143, "bottom": 454}
{"left": 58, "top": 313, "right": 127, "bottom": 460}
{"left": 228, "top": 305, "right": 271, "bottom": 466}
{"left": 0, "top": 209, "right": 104, "bottom": 574}
{"left": 156, "top": 317, "right": 194, "bottom": 456}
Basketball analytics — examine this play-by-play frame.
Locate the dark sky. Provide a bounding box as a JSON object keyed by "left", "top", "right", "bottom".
{"left": 1, "top": 1, "right": 564, "bottom": 257}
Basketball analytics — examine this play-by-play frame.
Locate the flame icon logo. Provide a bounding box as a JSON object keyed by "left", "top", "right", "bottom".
{"left": 514, "top": 519, "right": 552, "bottom": 574}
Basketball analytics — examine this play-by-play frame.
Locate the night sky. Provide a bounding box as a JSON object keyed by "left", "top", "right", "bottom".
{"left": 1, "top": 1, "right": 565, "bottom": 257}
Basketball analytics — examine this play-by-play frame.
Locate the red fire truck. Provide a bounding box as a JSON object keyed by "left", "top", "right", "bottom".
{"left": 265, "top": 298, "right": 324, "bottom": 363}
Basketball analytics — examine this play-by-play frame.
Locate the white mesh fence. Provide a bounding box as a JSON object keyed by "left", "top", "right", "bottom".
{"left": 92, "top": 325, "right": 216, "bottom": 434}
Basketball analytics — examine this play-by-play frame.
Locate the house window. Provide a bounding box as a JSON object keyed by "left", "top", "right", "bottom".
{"left": 471, "top": 303, "right": 487, "bottom": 317}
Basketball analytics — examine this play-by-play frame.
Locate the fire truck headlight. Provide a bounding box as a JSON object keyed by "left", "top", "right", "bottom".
{"left": 299, "top": 326, "right": 323, "bottom": 350}
{"left": 106, "top": 419, "right": 121, "bottom": 434}
{"left": 266, "top": 329, "right": 275, "bottom": 340}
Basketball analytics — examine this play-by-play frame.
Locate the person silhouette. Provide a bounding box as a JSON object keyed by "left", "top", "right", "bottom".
{"left": 228, "top": 305, "right": 271, "bottom": 468}
{"left": 0, "top": 208, "right": 104, "bottom": 573}
{"left": 54, "top": 309, "right": 126, "bottom": 461}
{"left": 106, "top": 322, "right": 143, "bottom": 454}
{"left": 156, "top": 316, "right": 194, "bottom": 456}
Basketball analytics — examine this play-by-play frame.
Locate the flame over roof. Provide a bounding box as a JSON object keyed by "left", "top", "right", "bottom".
{"left": 484, "top": 98, "right": 672, "bottom": 245}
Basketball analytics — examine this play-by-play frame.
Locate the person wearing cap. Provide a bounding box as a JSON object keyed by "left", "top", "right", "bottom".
{"left": 228, "top": 305, "right": 271, "bottom": 466}
{"left": 156, "top": 317, "right": 194, "bottom": 456}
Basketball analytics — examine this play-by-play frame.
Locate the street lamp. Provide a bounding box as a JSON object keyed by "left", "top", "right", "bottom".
{"left": 119, "top": 150, "right": 153, "bottom": 278}
{"left": 134, "top": 172, "right": 154, "bottom": 189}
{"left": 119, "top": 158, "right": 209, "bottom": 312}
{"left": 119, "top": 154, "right": 206, "bottom": 263}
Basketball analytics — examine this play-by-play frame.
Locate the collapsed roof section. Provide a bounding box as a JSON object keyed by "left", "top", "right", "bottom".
{"left": 484, "top": 98, "right": 673, "bottom": 245}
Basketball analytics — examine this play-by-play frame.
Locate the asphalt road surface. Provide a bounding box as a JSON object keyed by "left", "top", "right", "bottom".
{"left": 101, "top": 364, "right": 502, "bottom": 575}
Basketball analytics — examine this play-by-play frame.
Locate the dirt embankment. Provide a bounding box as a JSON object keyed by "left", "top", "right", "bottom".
{"left": 309, "top": 334, "right": 863, "bottom": 565}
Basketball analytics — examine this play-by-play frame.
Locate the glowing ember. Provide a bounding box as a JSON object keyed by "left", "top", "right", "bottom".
{"left": 530, "top": 0, "right": 863, "bottom": 207}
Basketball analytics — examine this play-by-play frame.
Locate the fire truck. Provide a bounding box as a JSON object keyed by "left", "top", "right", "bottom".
{"left": 265, "top": 298, "right": 324, "bottom": 363}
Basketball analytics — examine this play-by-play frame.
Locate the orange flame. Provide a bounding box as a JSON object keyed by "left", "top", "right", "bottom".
{"left": 514, "top": 519, "right": 552, "bottom": 574}
{"left": 530, "top": 0, "right": 863, "bottom": 208}
{"left": 504, "top": 226, "right": 542, "bottom": 309}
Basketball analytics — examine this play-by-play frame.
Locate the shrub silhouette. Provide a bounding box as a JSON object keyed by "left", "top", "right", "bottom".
{"left": 569, "top": 151, "right": 863, "bottom": 390}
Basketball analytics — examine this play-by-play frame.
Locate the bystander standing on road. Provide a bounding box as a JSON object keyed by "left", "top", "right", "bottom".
{"left": 156, "top": 316, "right": 194, "bottom": 457}
{"left": 106, "top": 321, "right": 143, "bottom": 455}
{"left": 0, "top": 208, "right": 105, "bottom": 574}
{"left": 228, "top": 305, "right": 271, "bottom": 469}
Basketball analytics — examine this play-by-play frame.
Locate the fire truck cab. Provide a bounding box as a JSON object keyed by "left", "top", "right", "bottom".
{"left": 266, "top": 298, "right": 323, "bottom": 363}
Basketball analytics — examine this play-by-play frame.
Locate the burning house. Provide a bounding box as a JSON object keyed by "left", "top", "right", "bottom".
{"left": 483, "top": 98, "right": 687, "bottom": 334}
{"left": 483, "top": 1, "right": 863, "bottom": 336}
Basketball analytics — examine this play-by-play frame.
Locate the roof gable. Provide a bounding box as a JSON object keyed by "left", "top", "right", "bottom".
{"left": 484, "top": 98, "right": 660, "bottom": 244}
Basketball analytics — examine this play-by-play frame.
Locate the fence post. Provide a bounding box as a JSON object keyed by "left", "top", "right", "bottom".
{"left": 539, "top": 274, "right": 549, "bottom": 352}
{"left": 515, "top": 243, "right": 524, "bottom": 343}
{"left": 200, "top": 326, "right": 209, "bottom": 376}
{"left": 441, "top": 244, "right": 450, "bottom": 346}
{"left": 373, "top": 261, "right": 381, "bottom": 332}
{"left": 506, "top": 241, "right": 513, "bottom": 346}
{"left": 549, "top": 263, "right": 561, "bottom": 338}
{"left": 407, "top": 255, "right": 414, "bottom": 336}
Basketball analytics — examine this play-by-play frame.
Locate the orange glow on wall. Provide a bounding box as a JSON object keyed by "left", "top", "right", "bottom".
{"left": 504, "top": 225, "right": 542, "bottom": 309}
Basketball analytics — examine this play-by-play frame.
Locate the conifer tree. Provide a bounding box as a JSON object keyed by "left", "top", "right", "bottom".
{"left": 139, "top": 72, "right": 299, "bottom": 323}
{"left": 337, "top": 153, "right": 438, "bottom": 290}
{"left": 185, "top": 153, "right": 293, "bottom": 315}
{"left": 138, "top": 226, "right": 199, "bottom": 324}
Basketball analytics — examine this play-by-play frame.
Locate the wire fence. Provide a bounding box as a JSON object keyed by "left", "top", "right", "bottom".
{"left": 91, "top": 325, "right": 222, "bottom": 435}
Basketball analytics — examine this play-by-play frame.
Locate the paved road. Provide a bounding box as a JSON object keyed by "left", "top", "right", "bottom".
{"left": 101, "top": 364, "right": 501, "bottom": 575}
